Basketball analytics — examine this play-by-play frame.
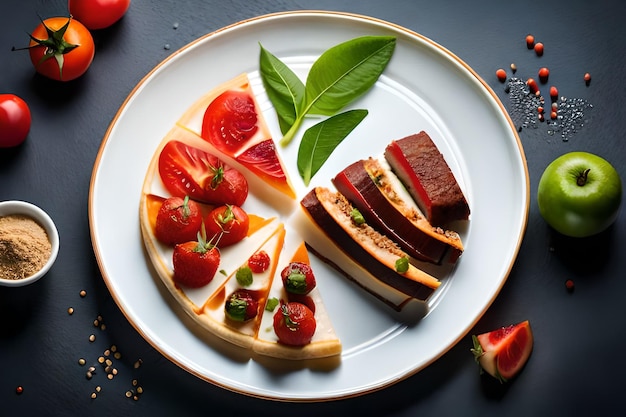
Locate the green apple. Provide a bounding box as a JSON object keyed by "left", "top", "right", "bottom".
{"left": 537, "top": 152, "right": 622, "bottom": 237}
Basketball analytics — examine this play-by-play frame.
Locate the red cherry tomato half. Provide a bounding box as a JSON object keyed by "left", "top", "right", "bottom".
{"left": 68, "top": 0, "right": 131, "bottom": 30}
{"left": 201, "top": 90, "right": 259, "bottom": 154}
{"left": 0, "top": 94, "right": 32, "bottom": 148}
{"left": 158, "top": 140, "right": 248, "bottom": 206}
{"left": 28, "top": 16, "right": 95, "bottom": 81}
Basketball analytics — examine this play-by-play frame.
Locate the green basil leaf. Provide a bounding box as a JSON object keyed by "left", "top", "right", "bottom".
{"left": 304, "top": 36, "right": 396, "bottom": 116}
{"left": 259, "top": 44, "right": 305, "bottom": 134}
{"left": 297, "top": 109, "right": 368, "bottom": 185}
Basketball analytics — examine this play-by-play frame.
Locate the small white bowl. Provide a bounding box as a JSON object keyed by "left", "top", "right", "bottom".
{"left": 0, "top": 200, "right": 60, "bottom": 287}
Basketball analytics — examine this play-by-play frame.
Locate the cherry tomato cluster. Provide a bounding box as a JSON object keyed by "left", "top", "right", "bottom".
{"left": 1, "top": 1, "right": 131, "bottom": 147}
{"left": 223, "top": 257, "right": 319, "bottom": 347}
{"left": 153, "top": 139, "right": 251, "bottom": 288}
{"left": 272, "top": 262, "right": 318, "bottom": 346}
{"left": 223, "top": 251, "right": 271, "bottom": 322}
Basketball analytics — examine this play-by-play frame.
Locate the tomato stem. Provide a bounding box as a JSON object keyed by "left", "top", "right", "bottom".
{"left": 26, "top": 16, "right": 78, "bottom": 80}
{"left": 577, "top": 168, "right": 590, "bottom": 186}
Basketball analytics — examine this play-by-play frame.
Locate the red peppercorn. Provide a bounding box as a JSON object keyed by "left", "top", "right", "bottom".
{"left": 526, "top": 78, "right": 539, "bottom": 94}
{"left": 537, "top": 106, "right": 544, "bottom": 114}
{"left": 496, "top": 68, "right": 507, "bottom": 82}
{"left": 526, "top": 34, "right": 535, "bottom": 49}
{"left": 534, "top": 42, "right": 544, "bottom": 56}
{"left": 16, "top": 386, "right": 23, "bottom": 395}
{"left": 550, "top": 86, "right": 558, "bottom": 99}
{"left": 538, "top": 67, "right": 549, "bottom": 83}
{"left": 550, "top": 110, "right": 557, "bottom": 119}
{"left": 565, "top": 279, "right": 575, "bottom": 292}
{"left": 584, "top": 72, "right": 591, "bottom": 85}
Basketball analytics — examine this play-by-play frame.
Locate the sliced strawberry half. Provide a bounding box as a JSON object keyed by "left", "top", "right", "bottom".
{"left": 471, "top": 320, "right": 533, "bottom": 383}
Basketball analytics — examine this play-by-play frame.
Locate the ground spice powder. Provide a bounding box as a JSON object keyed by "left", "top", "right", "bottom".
{"left": 0, "top": 215, "right": 52, "bottom": 280}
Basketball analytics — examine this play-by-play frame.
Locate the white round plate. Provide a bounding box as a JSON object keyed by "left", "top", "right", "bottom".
{"left": 89, "top": 11, "right": 529, "bottom": 401}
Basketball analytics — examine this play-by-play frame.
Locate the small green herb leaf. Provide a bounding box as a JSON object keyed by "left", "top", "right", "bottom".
{"left": 259, "top": 43, "right": 305, "bottom": 134}
{"left": 235, "top": 266, "right": 253, "bottom": 287}
{"left": 350, "top": 208, "right": 366, "bottom": 225}
{"left": 297, "top": 109, "right": 368, "bottom": 185}
{"left": 265, "top": 297, "right": 279, "bottom": 312}
{"left": 305, "top": 36, "right": 396, "bottom": 116}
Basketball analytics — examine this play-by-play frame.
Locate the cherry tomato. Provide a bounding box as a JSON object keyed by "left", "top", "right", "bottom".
{"left": 158, "top": 140, "right": 248, "bottom": 206}
{"left": 154, "top": 196, "right": 203, "bottom": 245}
{"left": 280, "top": 262, "right": 316, "bottom": 295}
{"left": 224, "top": 289, "right": 259, "bottom": 322}
{"left": 205, "top": 205, "right": 249, "bottom": 247}
{"left": 68, "top": 0, "right": 131, "bottom": 30}
{"left": 0, "top": 94, "right": 31, "bottom": 148}
{"left": 172, "top": 236, "right": 220, "bottom": 288}
{"left": 28, "top": 16, "right": 95, "bottom": 81}
{"left": 273, "top": 302, "right": 316, "bottom": 346}
{"left": 247, "top": 250, "right": 270, "bottom": 273}
{"left": 201, "top": 90, "right": 259, "bottom": 154}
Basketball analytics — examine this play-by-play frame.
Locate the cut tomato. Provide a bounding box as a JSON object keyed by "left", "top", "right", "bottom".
{"left": 158, "top": 140, "right": 248, "bottom": 206}
{"left": 471, "top": 320, "right": 533, "bottom": 383}
{"left": 186, "top": 74, "right": 295, "bottom": 199}
{"left": 236, "top": 139, "right": 294, "bottom": 198}
{"left": 202, "top": 89, "right": 258, "bottom": 154}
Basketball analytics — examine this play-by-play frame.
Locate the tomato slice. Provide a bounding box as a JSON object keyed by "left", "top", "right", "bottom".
{"left": 236, "top": 139, "right": 295, "bottom": 198}
{"left": 201, "top": 90, "right": 258, "bottom": 154}
{"left": 236, "top": 139, "right": 284, "bottom": 180}
{"left": 158, "top": 140, "right": 248, "bottom": 206}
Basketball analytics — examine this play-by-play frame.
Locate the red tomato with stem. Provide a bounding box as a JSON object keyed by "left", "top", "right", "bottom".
{"left": 205, "top": 205, "right": 249, "bottom": 247}
{"left": 280, "top": 262, "right": 316, "bottom": 295}
{"left": 158, "top": 140, "right": 248, "bottom": 206}
{"left": 172, "top": 232, "right": 220, "bottom": 288}
{"left": 28, "top": 16, "right": 94, "bottom": 81}
{"left": 154, "top": 196, "right": 203, "bottom": 245}
{"left": 224, "top": 289, "right": 259, "bottom": 322}
{"left": 273, "top": 302, "right": 316, "bottom": 346}
{"left": 68, "top": 0, "right": 131, "bottom": 30}
{"left": 201, "top": 90, "right": 259, "bottom": 154}
{"left": 0, "top": 94, "right": 31, "bottom": 148}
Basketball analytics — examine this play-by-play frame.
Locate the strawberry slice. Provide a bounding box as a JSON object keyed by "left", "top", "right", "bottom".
{"left": 471, "top": 320, "right": 533, "bottom": 383}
